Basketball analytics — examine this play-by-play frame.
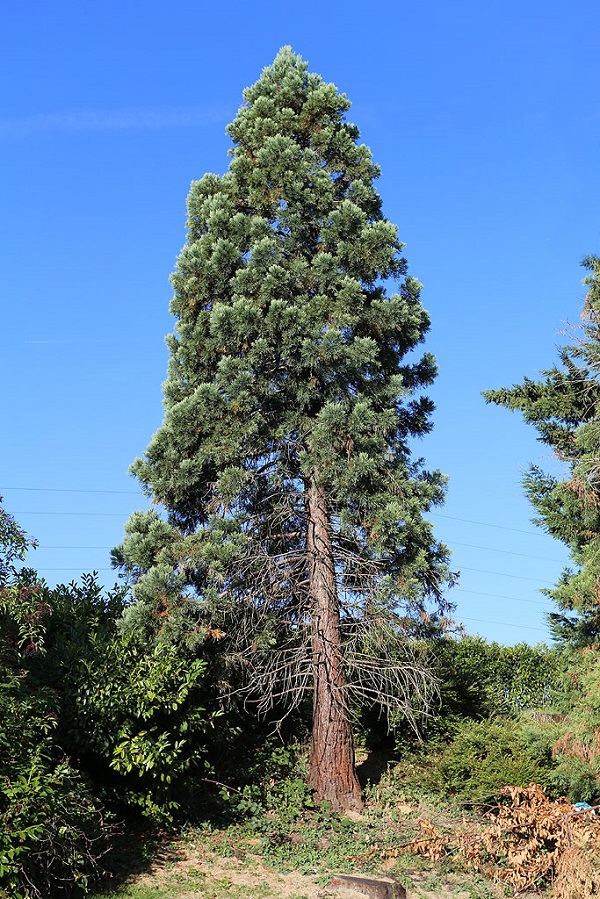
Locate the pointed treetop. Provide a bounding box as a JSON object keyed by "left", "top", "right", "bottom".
{"left": 240, "top": 46, "right": 347, "bottom": 107}
{"left": 227, "top": 47, "right": 355, "bottom": 156}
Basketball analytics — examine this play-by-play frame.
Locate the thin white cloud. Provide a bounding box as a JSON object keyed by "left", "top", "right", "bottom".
{"left": 0, "top": 105, "right": 230, "bottom": 140}
{"left": 23, "top": 339, "right": 104, "bottom": 345}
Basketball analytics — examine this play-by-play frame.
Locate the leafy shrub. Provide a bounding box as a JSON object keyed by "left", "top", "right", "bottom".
{"left": 36, "top": 575, "right": 219, "bottom": 822}
{"left": 0, "top": 501, "right": 112, "bottom": 898}
{"left": 0, "top": 760, "right": 112, "bottom": 899}
{"left": 73, "top": 636, "right": 215, "bottom": 820}
{"left": 432, "top": 717, "right": 554, "bottom": 799}
{"left": 548, "top": 754, "right": 598, "bottom": 804}
{"left": 538, "top": 646, "right": 600, "bottom": 803}
{"left": 219, "top": 742, "right": 314, "bottom": 828}
{"left": 434, "top": 636, "right": 563, "bottom": 726}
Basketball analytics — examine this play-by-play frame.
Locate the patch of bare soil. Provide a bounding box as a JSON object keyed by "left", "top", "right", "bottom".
{"left": 133, "top": 839, "right": 512, "bottom": 899}
{"left": 136, "top": 842, "right": 324, "bottom": 898}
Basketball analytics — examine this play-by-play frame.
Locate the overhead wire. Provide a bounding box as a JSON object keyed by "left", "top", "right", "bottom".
{"left": 0, "top": 486, "right": 140, "bottom": 495}
{"left": 457, "top": 588, "right": 549, "bottom": 606}
{"left": 460, "top": 616, "right": 547, "bottom": 633}
{"left": 447, "top": 541, "right": 564, "bottom": 563}
{"left": 7, "top": 487, "right": 567, "bottom": 584}
{"left": 2, "top": 484, "right": 569, "bottom": 637}
{"left": 0, "top": 485, "right": 560, "bottom": 539}
{"left": 429, "top": 511, "right": 547, "bottom": 538}
{"left": 459, "top": 566, "right": 555, "bottom": 585}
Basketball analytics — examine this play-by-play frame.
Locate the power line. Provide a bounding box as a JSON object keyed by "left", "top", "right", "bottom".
{"left": 33, "top": 542, "right": 563, "bottom": 566}
{"left": 1, "top": 488, "right": 565, "bottom": 639}
{"left": 15, "top": 511, "right": 130, "bottom": 517}
{"left": 27, "top": 543, "right": 564, "bottom": 584}
{"left": 27, "top": 556, "right": 551, "bottom": 606}
{"left": 40, "top": 545, "right": 112, "bottom": 550}
{"left": 456, "top": 588, "right": 549, "bottom": 606}
{"left": 460, "top": 616, "right": 547, "bottom": 633}
{"left": 1, "top": 486, "right": 140, "bottom": 495}
{"left": 460, "top": 566, "right": 555, "bottom": 585}
{"left": 32, "top": 539, "right": 565, "bottom": 563}
{"left": 31, "top": 572, "right": 551, "bottom": 633}
{"left": 1, "top": 486, "right": 558, "bottom": 541}
{"left": 448, "top": 540, "right": 564, "bottom": 563}
{"left": 28, "top": 550, "right": 552, "bottom": 604}
{"left": 430, "top": 511, "right": 546, "bottom": 538}
{"left": 25, "top": 543, "right": 564, "bottom": 583}
{"left": 29, "top": 567, "right": 553, "bottom": 636}
{"left": 3, "top": 490, "right": 569, "bottom": 591}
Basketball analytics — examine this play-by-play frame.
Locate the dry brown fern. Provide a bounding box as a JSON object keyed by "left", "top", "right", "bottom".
{"left": 403, "top": 784, "right": 600, "bottom": 895}
{"left": 552, "top": 837, "right": 600, "bottom": 899}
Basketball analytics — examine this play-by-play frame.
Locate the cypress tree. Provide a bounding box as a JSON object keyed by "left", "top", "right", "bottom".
{"left": 485, "top": 256, "right": 600, "bottom": 648}
{"left": 115, "top": 48, "right": 452, "bottom": 812}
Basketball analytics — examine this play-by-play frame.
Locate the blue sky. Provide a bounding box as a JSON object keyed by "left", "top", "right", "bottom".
{"left": 2, "top": 0, "right": 599, "bottom": 644}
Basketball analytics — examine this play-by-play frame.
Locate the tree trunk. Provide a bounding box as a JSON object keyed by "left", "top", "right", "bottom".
{"left": 306, "top": 474, "right": 363, "bottom": 813}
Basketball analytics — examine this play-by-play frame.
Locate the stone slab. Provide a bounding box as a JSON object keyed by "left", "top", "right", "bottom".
{"left": 326, "top": 873, "right": 407, "bottom": 899}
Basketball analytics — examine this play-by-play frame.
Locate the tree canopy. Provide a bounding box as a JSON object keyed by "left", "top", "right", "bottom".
{"left": 485, "top": 255, "right": 600, "bottom": 647}
{"left": 114, "top": 47, "right": 453, "bottom": 811}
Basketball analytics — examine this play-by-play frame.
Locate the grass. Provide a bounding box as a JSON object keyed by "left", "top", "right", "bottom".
{"left": 98, "top": 885, "right": 236, "bottom": 898}
{"left": 91, "top": 775, "right": 510, "bottom": 899}
{"left": 97, "top": 881, "right": 276, "bottom": 899}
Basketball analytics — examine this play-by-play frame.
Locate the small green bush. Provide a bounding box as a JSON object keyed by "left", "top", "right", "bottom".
{"left": 433, "top": 636, "right": 563, "bottom": 726}
{"left": 37, "top": 575, "right": 219, "bottom": 823}
{"left": 219, "top": 743, "right": 314, "bottom": 828}
{"left": 0, "top": 760, "right": 112, "bottom": 899}
{"left": 432, "top": 717, "right": 554, "bottom": 800}
{"left": 0, "top": 502, "right": 113, "bottom": 898}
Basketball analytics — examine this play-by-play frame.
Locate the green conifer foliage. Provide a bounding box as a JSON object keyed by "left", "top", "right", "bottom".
{"left": 115, "top": 48, "right": 452, "bottom": 811}
{"left": 485, "top": 256, "right": 600, "bottom": 648}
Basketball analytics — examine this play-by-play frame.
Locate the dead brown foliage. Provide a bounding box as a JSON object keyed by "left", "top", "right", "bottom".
{"left": 553, "top": 728, "right": 600, "bottom": 765}
{"left": 404, "top": 784, "right": 600, "bottom": 896}
{"left": 552, "top": 839, "right": 600, "bottom": 899}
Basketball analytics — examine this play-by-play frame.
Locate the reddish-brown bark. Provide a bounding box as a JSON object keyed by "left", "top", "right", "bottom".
{"left": 306, "top": 474, "right": 363, "bottom": 813}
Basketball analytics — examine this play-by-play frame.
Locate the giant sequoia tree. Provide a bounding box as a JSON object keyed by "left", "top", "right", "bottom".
{"left": 485, "top": 256, "right": 600, "bottom": 648}
{"left": 115, "top": 48, "right": 452, "bottom": 812}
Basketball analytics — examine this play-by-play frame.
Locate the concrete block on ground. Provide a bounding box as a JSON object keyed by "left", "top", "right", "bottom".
{"left": 324, "top": 873, "right": 407, "bottom": 898}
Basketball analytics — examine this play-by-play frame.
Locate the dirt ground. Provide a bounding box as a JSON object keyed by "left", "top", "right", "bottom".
{"left": 133, "top": 839, "right": 522, "bottom": 899}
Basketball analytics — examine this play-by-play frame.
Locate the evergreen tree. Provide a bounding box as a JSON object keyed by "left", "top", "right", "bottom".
{"left": 484, "top": 256, "right": 600, "bottom": 648}
{"left": 114, "top": 48, "right": 452, "bottom": 812}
